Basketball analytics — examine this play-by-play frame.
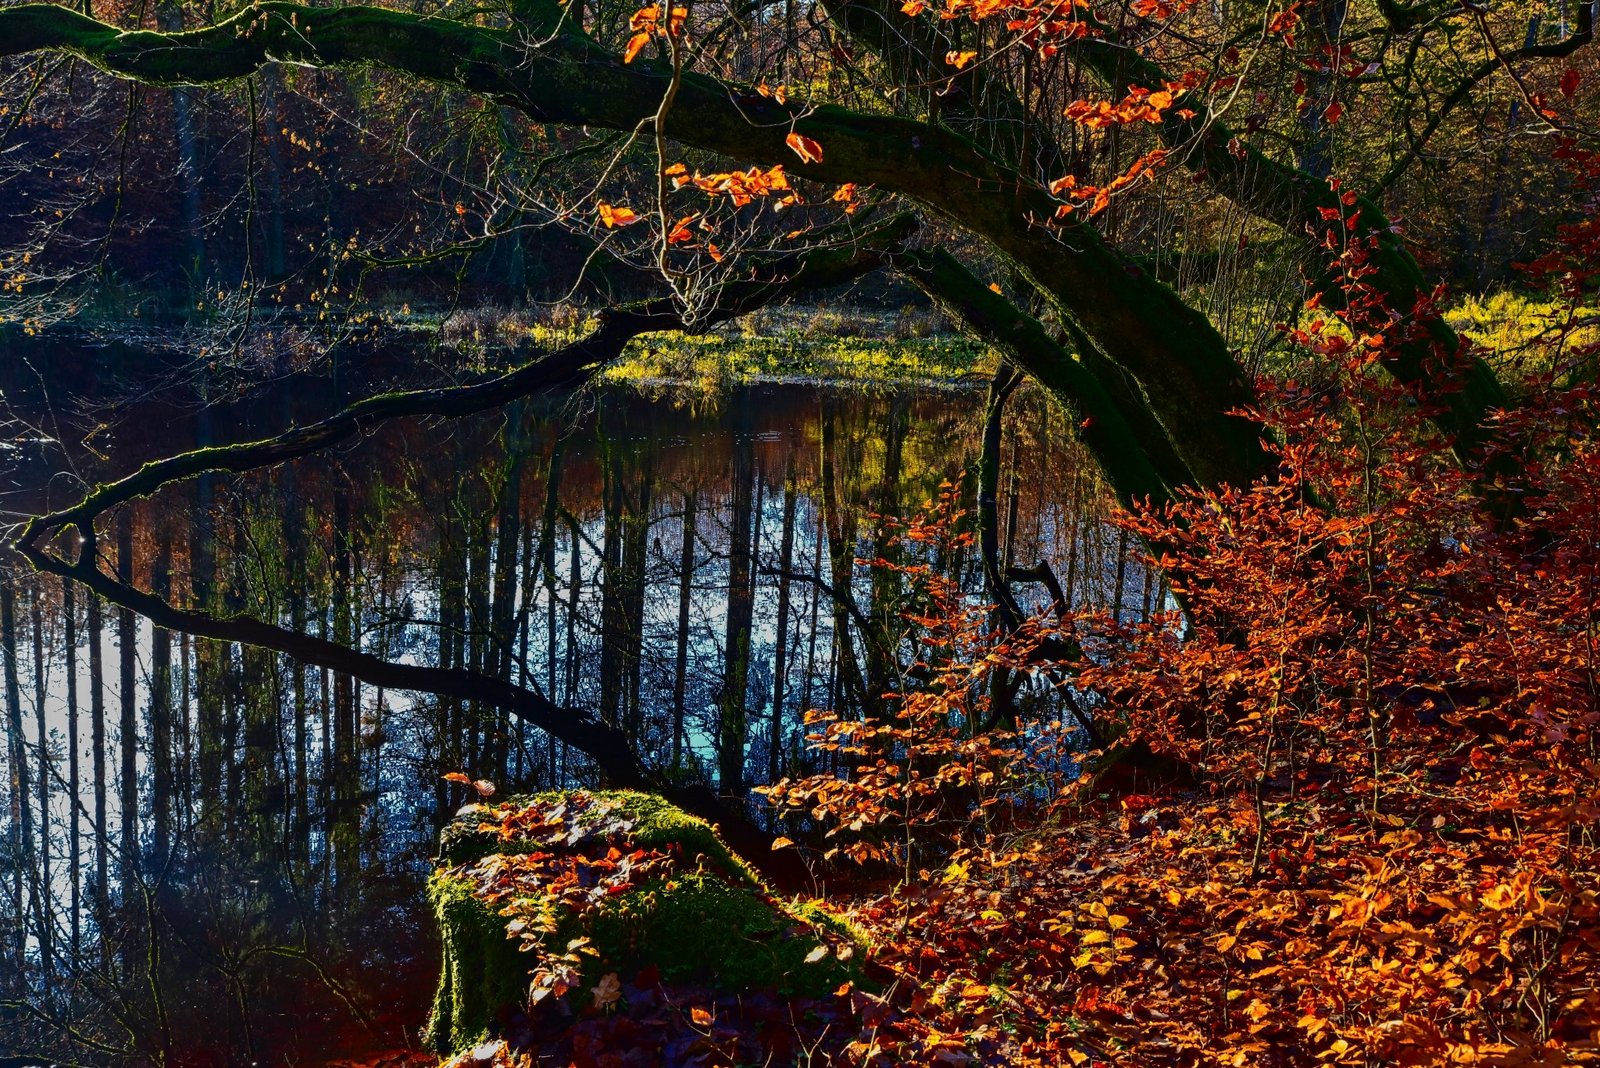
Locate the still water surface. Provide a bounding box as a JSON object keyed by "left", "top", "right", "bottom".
{"left": 0, "top": 379, "right": 1156, "bottom": 1064}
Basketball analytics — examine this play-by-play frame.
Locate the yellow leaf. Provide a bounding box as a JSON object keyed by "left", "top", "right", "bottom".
{"left": 1217, "top": 934, "right": 1237, "bottom": 952}
{"left": 771, "top": 836, "right": 796, "bottom": 851}
{"left": 1108, "top": 914, "right": 1131, "bottom": 930}
{"left": 1481, "top": 884, "right": 1518, "bottom": 910}
{"left": 946, "top": 50, "right": 978, "bottom": 69}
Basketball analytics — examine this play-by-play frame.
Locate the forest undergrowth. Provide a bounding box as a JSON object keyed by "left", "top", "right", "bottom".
{"left": 390, "top": 187, "right": 1600, "bottom": 1068}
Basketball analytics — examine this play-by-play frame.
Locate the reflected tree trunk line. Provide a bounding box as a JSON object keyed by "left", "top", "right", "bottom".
{"left": 4, "top": 581, "right": 38, "bottom": 970}
{"left": 767, "top": 454, "right": 798, "bottom": 785}
{"left": 621, "top": 455, "right": 653, "bottom": 744}
{"left": 466, "top": 462, "right": 491, "bottom": 771}
{"left": 63, "top": 575, "right": 81, "bottom": 958}
{"left": 282, "top": 468, "right": 311, "bottom": 860}
{"left": 488, "top": 404, "right": 531, "bottom": 779}
{"left": 818, "top": 400, "right": 868, "bottom": 726}
{"left": 541, "top": 437, "right": 566, "bottom": 783}
{"left": 192, "top": 441, "right": 225, "bottom": 844}
{"left": 150, "top": 533, "right": 173, "bottom": 870}
{"left": 88, "top": 575, "right": 109, "bottom": 931}
{"left": 115, "top": 511, "right": 139, "bottom": 883}
{"left": 864, "top": 397, "right": 910, "bottom": 733}
{"left": 562, "top": 511, "right": 583, "bottom": 776}
{"left": 597, "top": 401, "right": 654, "bottom": 742}
{"left": 330, "top": 485, "right": 359, "bottom": 885}
{"left": 719, "top": 397, "right": 757, "bottom": 796}
{"left": 29, "top": 584, "right": 53, "bottom": 977}
{"left": 671, "top": 485, "right": 698, "bottom": 771}
{"left": 798, "top": 512, "right": 824, "bottom": 746}
{"left": 980, "top": 366, "right": 1026, "bottom": 728}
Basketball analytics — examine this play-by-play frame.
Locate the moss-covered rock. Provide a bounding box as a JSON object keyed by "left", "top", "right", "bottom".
{"left": 425, "top": 790, "right": 863, "bottom": 1056}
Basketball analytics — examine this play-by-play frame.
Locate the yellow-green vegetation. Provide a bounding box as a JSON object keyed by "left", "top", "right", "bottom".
{"left": 425, "top": 790, "right": 865, "bottom": 1055}
{"left": 1445, "top": 289, "right": 1600, "bottom": 379}
{"left": 427, "top": 868, "right": 534, "bottom": 1055}
{"left": 603, "top": 331, "right": 996, "bottom": 389}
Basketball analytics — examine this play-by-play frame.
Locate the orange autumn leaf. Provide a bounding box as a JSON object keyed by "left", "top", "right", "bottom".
{"left": 597, "top": 202, "right": 641, "bottom": 228}
{"left": 666, "top": 214, "right": 698, "bottom": 244}
{"left": 946, "top": 50, "right": 978, "bottom": 69}
{"left": 786, "top": 131, "right": 824, "bottom": 164}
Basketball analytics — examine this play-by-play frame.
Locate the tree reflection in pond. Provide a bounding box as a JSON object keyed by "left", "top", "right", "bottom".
{"left": 0, "top": 380, "right": 1164, "bottom": 1064}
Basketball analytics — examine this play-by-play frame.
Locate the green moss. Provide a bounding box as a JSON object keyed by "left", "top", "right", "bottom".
{"left": 585, "top": 870, "right": 858, "bottom": 996}
{"left": 427, "top": 791, "right": 867, "bottom": 1056}
{"left": 424, "top": 870, "right": 531, "bottom": 1054}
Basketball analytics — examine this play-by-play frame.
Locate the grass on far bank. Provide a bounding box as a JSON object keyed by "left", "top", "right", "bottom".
{"left": 602, "top": 330, "right": 997, "bottom": 388}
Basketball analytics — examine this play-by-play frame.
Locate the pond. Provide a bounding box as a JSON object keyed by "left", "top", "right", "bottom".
{"left": 0, "top": 375, "right": 1162, "bottom": 1065}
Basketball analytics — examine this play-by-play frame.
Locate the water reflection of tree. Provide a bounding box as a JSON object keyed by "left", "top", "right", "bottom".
{"left": 1, "top": 383, "right": 1160, "bottom": 1062}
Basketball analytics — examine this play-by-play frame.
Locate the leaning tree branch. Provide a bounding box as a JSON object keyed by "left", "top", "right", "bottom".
{"left": 894, "top": 246, "right": 1183, "bottom": 505}
{"left": 0, "top": 0, "right": 1272, "bottom": 492}
{"left": 1062, "top": 8, "right": 1568, "bottom": 467}
{"left": 1377, "top": 1, "right": 1594, "bottom": 191}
